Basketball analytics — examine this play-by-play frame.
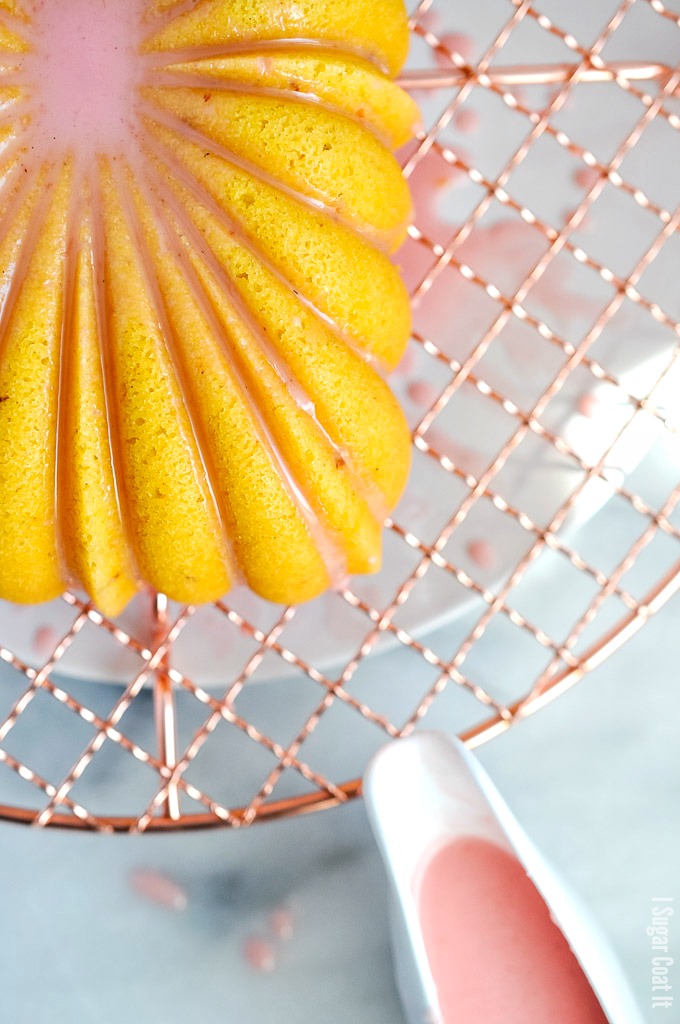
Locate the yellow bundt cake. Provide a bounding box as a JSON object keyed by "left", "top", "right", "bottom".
{"left": 0, "top": 0, "right": 418, "bottom": 615}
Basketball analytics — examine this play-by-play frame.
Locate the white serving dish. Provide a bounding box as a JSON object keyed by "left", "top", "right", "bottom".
{"left": 364, "top": 732, "right": 644, "bottom": 1024}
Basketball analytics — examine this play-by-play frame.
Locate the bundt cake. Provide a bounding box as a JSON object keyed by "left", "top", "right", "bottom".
{"left": 0, "top": 0, "right": 418, "bottom": 615}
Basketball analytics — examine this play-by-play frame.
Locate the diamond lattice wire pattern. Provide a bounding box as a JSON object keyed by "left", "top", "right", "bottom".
{"left": 0, "top": 0, "right": 678, "bottom": 830}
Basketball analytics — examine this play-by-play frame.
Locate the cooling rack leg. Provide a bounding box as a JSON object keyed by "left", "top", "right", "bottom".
{"left": 152, "top": 592, "right": 181, "bottom": 821}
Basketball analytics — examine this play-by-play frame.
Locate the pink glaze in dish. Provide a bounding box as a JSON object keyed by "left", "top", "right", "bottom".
{"left": 415, "top": 837, "right": 608, "bottom": 1024}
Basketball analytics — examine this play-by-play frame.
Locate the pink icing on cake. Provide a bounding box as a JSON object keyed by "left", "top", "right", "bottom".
{"left": 25, "top": 0, "right": 144, "bottom": 157}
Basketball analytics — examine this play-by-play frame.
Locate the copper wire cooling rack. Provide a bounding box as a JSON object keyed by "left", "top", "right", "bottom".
{"left": 0, "top": 0, "right": 679, "bottom": 831}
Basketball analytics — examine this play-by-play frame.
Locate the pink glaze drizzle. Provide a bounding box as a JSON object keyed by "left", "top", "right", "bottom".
{"left": 398, "top": 149, "right": 603, "bottom": 362}
{"left": 578, "top": 394, "right": 604, "bottom": 419}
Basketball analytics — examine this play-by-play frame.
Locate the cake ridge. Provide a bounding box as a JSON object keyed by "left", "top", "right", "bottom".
{"left": 0, "top": 161, "right": 50, "bottom": 362}
{"left": 152, "top": 50, "right": 420, "bottom": 151}
{"left": 59, "top": 184, "right": 139, "bottom": 611}
{"left": 136, "top": 156, "right": 361, "bottom": 590}
{"left": 143, "top": 38, "right": 392, "bottom": 74}
{"left": 0, "top": 16, "right": 26, "bottom": 54}
{"left": 0, "top": 1, "right": 28, "bottom": 25}
{"left": 141, "top": 84, "right": 412, "bottom": 250}
{"left": 54, "top": 165, "right": 82, "bottom": 594}
{"left": 140, "top": 95, "right": 402, "bottom": 252}
{"left": 110, "top": 157, "right": 238, "bottom": 588}
{"left": 140, "top": 124, "right": 395, "bottom": 370}
{"left": 139, "top": 166, "right": 348, "bottom": 597}
{"left": 0, "top": 161, "right": 71, "bottom": 604}
{"left": 145, "top": 120, "right": 410, "bottom": 367}
{"left": 137, "top": 146, "right": 394, "bottom": 524}
{"left": 130, "top": 158, "right": 352, "bottom": 592}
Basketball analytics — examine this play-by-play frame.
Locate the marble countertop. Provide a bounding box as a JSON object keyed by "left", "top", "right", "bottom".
{"left": 3, "top": 579, "right": 678, "bottom": 1024}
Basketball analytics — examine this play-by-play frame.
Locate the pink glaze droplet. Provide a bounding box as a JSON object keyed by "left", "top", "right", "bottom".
{"left": 500, "top": 324, "right": 540, "bottom": 370}
{"left": 407, "top": 379, "right": 440, "bottom": 407}
{"left": 33, "top": 626, "right": 58, "bottom": 657}
{"left": 562, "top": 209, "right": 593, "bottom": 232}
{"left": 574, "top": 167, "right": 600, "bottom": 191}
{"left": 454, "top": 109, "right": 480, "bottom": 135}
{"left": 398, "top": 143, "right": 471, "bottom": 247}
{"left": 129, "top": 868, "right": 188, "bottom": 911}
{"left": 418, "top": 9, "right": 441, "bottom": 34}
{"left": 424, "top": 428, "right": 454, "bottom": 459}
{"left": 211, "top": 632, "right": 231, "bottom": 658}
{"left": 466, "top": 539, "right": 497, "bottom": 570}
{"left": 424, "top": 431, "right": 481, "bottom": 475}
{"left": 269, "top": 907, "right": 294, "bottom": 941}
{"left": 508, "top": 84, "right": 528, "bottom": 105}
{"left": 416, "top": 838, "right": 608, "bottom": 1023}
{"left": 358, "top": 583, "right": 386, "bottom": 611}
{"left": 577, "top": 394, "right": 603, "bottom": 419}
{"left": 399, "top": 500, "right": 430, "bottom": 530}
{"left": 435, "top": 32, "right": 476, "bottom": 64}
{"left": 243, "top": 936, "right": 277, "bottom": 973}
